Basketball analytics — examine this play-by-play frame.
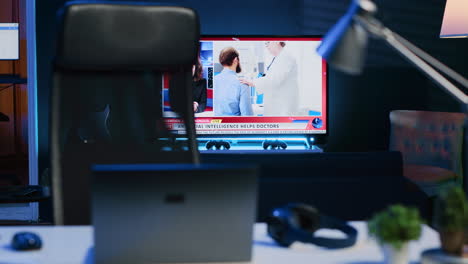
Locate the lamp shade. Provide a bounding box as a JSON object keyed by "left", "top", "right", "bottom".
{"left": 440, "top": 0, "right": 468, "bottom": 38}
{"left": 316, "top": 0, "right": 369, "bottom": 75}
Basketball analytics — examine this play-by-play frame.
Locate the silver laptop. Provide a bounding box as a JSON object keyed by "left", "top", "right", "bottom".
{"left": 91, "top": 163, "right": 258, "bottom": 264}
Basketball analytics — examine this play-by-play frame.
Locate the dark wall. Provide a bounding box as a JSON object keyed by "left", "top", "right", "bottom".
{"left": 37, "top": 0, "right": 63, "bottom": 174}
{"left": 36, "top": 0, "right": 302, "bottom": 173}
{"left": 36, "top": 0, "right": 467, "bottom": 223}
{"left": 36, "top": 0, "right": 467, "bottom": 170}
{"left": 302, "top": 0, "right": 467, "bottom": 151}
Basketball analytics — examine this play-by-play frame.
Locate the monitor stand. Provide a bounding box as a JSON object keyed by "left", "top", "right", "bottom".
{"left": 197, "top": 135, "right": 323, "bottom": 153}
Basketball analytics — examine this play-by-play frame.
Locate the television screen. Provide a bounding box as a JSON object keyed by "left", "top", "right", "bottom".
{"left": 164, "top": 36, "right": 327, "bottom": 135}
{"left": 0, "top": 23, "right": 19, "bottom": 60}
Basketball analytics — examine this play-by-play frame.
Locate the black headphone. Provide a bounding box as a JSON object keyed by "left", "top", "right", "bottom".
{"left": 266, "top": 203, "right": 358, "bottom": 249}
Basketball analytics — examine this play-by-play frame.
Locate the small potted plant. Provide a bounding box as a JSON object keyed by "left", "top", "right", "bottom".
{"left": 433, "top": 185, "right": 468, "bottom": 256}
{"left": 368, "top": 204, "right": 423, "bottom": 264}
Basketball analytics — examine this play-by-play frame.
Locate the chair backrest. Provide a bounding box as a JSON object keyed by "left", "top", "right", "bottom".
{"left": 50, "top": 2, "right": 200, "bottom": 225}
{"left": 389, "top": 110, "right": 466, "bottom": 178}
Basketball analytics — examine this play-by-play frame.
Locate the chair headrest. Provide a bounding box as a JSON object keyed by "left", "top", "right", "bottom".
{"left": 56, "top": 2, "right": 199, "bottom": 71}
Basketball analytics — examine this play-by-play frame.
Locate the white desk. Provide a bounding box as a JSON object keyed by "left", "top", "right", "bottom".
{"left": 0, "top": 222, "right": 440, "bottom": 264}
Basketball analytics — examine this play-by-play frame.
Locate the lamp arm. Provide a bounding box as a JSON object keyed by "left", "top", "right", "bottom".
{"left": 355, "top": 15, "right": 468, "bottom": 107}
{"left": 392, "top": 32, "right": 468, "bottom": 89}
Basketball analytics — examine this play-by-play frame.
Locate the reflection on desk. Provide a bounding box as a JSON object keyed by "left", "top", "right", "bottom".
{"left": 0, "top": 222, "right": 440, "bottom": 264}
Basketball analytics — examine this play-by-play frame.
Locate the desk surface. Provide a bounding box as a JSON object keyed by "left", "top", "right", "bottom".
{"left": 0, "top": 222, "right": 440, "bottom": 264}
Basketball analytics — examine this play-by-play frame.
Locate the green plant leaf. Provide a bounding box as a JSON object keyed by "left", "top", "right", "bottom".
{"left": 433, "top": 186, "right": 468, "bottom": 232}
{"left": 368, "top": 204, "right": 422, "bottom": 250}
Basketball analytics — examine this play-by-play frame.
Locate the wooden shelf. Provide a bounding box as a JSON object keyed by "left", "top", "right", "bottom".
{"left": 0, "top": 76, "right": 27, "bottom": 84}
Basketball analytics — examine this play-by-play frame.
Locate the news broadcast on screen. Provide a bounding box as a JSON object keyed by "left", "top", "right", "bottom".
{"left": 163, "top": 36, "right": 327, "bottom": 135}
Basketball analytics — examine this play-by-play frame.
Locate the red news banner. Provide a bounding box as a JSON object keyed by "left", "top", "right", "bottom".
{"left": 165, "top": 117, "right": 326, "bottom": 134}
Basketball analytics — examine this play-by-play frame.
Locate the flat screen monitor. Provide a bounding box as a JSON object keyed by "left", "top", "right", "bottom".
{"left": 164, "top": 36, "right": 327, "bottom": 137}
{"left": 0, "top": 23, "right": 19, "bottom": 60}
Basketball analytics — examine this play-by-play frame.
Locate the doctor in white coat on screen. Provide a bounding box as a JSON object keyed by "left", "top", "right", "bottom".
{"left": 240, "top": 41, "right": 299, "bottom": 116}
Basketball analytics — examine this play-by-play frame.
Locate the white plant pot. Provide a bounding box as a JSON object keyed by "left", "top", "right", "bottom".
{"left": 381, "top": 242, "right": 409, "bottom": 264}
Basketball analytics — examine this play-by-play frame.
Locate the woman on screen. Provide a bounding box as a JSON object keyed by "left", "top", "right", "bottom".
{"left": 240, "top": 41, "right": 299, "bottom": 116}
{"left": 192, "top": 55, "right": 207, "bottom": 113}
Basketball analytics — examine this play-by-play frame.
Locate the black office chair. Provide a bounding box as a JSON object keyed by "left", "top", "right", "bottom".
{"left": 50, "top": 2, "right": 200, "bottom": 225}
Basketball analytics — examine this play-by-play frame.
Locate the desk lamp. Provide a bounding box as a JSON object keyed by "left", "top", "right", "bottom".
{"left": 316, "top": 0, "right": 468, "bottom": 110}
{"left": 440, "top": 0, "right": 468, "bottom": 38}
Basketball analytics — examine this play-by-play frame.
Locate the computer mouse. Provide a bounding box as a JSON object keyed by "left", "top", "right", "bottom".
{"left": 11, "top": 232, "right": 42, "bottom": 251}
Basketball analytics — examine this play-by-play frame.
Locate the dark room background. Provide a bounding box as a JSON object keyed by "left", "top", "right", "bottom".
{"left": 0, "top": 0, "right": 28, "bottom": 180}
{"left": 36, "top": 0, "right": 467, "bottom": 176}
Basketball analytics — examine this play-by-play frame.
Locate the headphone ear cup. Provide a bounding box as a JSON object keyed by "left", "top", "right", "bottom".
{"left": 288, "top": 203, "right": 321, "bottom": 233}
{"left": 270, "top": 204, "right": 358, "bottom": 249}
{"left": 266, "top": 208, "right": 296, "bottom": 247}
